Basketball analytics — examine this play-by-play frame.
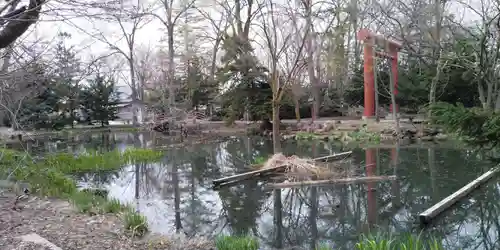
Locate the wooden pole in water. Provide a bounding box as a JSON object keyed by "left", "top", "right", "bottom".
{"left": 265, "top": 175, "right": 396, "bottom": 189}
{"left": 212, "top": 165, "right": 287, "bottom": 187}
{"left": 311, "top": 151, "right": 352, "bottom": 162}
{"left": 418, "top": 167, "right": 500, "bottom": 224}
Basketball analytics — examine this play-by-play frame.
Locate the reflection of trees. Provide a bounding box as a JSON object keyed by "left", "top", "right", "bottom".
{"left": 252, "top": 144, "right": 500, "bottom": 249}
{"left": 216, "top": 138, "right": 269, "bottom": 236}
{"left": 357, "top": 146, "right": 500, "bottom": 250}
{"left": 151, "top": 143, "right": 227, "bottom": 236}
{"left": 73, "top": 170, "right": 122, "bottom": 185}
{"left": 273, "top": 189, "right": 283, "bottom": 248}
{"left": 255, "top": 183, "right": 381, "bottom": 249}
{"left": 424, "top": 181, "right": 500, "bottom": 249}
{"left": 309, "top": 186, "right": 318, "bottom": 249}
{"left": 218, "top": 181, "right": 267, "bottom": 236}
{"left": 63, "top": 134, "right": 500, "bottom": 250}
{"left": 17, "top": 131, "right": 153, "bottom": 154}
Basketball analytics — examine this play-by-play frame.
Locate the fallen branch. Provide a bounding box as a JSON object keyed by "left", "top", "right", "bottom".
{"left": 314, "top": 151, "right": 352, "bottom": 162}
{"left": 212, "top": 165, "right": 286, "bottom": 187}
{"left": 265, "top": 175, "right": 397, "bottom": 189}
{"left": 212, "top": 151, "right": 353, "bottom": 187}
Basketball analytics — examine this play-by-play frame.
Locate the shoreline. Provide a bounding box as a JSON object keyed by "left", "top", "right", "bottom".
{"left": 0, "top": 117, "right": 449, "bottom": 146}
{"left": 0, "top": 191, "right": 214, "bottom": 250}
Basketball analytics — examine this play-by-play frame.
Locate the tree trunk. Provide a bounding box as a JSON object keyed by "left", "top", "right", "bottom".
{"left": 70, "top": 103, "right": 75, "bottom": 128}
{"left": 128, "top": 51, "right": 139, "bottom": 126}
{"left": 210, "top": 39, "right": 221, "bottom": 82}
{"left": 373, "top": 55, "right": 379, "bottom": 122}
{"left": 494, "top": 90, "right": 500, "bottom": 111}
{"left": 478, "top": 82, "right": 487, "bottom": 109}
{"left": 272, "top": 101, "right": 281, "bottom": 153}
{"left": 9, "top": 112, "right": 18, "bottom": 130}
{"left": 389, "top": 61, "right": 400, "bottom": 136}
{"left": 0, "top": 0, "right": 43, "bottom": 49}
{"left": 429, "top": 59, "right": 447, "bottom": 115}
{"left": 0, "top": 1, "right": 17, "bottom": 131}
{"left": 167, "top": 25, "right": 176, "bottom": 116}
{"left": 429, "top": 0, "right": 442, "bottom": 114}
{"left": 304, "top": 0, "right": 318, "bottom": 123}
{"left": 294, "top": 98, "right": 301, "bottom": 123}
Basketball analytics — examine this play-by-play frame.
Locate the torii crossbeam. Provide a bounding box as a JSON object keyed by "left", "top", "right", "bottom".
{"left": 357, "top": 29, "right": 402, "bottom": 119}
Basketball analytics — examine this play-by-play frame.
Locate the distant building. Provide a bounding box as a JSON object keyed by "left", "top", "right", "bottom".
{"left": 116, "top": 100, "right": 148, "bottom": 124}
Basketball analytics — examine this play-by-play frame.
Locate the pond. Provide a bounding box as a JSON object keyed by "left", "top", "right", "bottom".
{"left": 14, "top": 132, "right": 500, "bottom": 249}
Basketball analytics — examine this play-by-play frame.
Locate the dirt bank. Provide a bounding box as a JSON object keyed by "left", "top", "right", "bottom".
{"left": 0, "top": 191, "right": 213, "bottom": 250}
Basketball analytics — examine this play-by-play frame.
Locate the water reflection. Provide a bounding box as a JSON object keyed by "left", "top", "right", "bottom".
{"left": 14, "top": 132, "right": 500, "bottom": 249}
{"left": 10, "top": 131, "right": 181, "bottom": 155}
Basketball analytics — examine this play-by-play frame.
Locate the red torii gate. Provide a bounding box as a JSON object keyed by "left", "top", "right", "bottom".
{"left": 357, "top": 29, "right": 402, "bottom": 119}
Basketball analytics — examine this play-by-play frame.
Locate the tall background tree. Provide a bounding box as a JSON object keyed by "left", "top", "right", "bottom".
{"left": 80, "top": 74, "right": 121, "bottom": 127}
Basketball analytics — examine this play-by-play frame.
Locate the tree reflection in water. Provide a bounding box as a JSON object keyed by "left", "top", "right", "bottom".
{"left": 32, "top": 132, "right": 500, "bottom": 250}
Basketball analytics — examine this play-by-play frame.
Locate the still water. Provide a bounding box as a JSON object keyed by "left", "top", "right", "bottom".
{"left": 15, "top": 132, "right": 500, "bottom": 249}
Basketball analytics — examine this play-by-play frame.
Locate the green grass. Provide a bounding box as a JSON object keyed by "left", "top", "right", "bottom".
{"left": 41, "top": 148, "right": 164, "bottom": 174}
{"left": 70, "top": 190, "right": 108, "bottom": 214}
{"left": 0, "top": 148, "right": 161, "bottom": 237}
{"left": 123, "top": 211, "right": 149, "bottom": 237}
{"left": 355, "top": 233, "right": 446, "bottom": 250}
{"left": 346, "top": 127, "right": 381, "bottom": 143}
{"left": 315, "top": 244, "right": 331, "bottom": 250}
{"left": 215, "top": 235, "right": 259, "bottom": 250}
{"left": 104, "top": 198, "right": 124, "bottom": 213}
{"left": 295, "top": 131, "right": 321, "bottom": 140}
{"left": 294, "top": 129, "right": 382, "bottom": 143}
{"left": 212, "top": 233, "right": 446, "bottom": 250}
{"left": 252, "top": 156, "right": 267, "bottom": 165}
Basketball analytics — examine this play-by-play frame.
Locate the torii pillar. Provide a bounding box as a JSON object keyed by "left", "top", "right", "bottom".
{"left": 357, "top": 29, "right": 402, "bottom": 119}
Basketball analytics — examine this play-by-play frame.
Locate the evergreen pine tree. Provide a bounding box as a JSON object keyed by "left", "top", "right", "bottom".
{"left": 81, "top": 74, "right": 121, "bottom": 127}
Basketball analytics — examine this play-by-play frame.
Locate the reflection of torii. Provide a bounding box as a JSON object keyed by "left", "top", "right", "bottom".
{"left": 365, "top": 146, "right": 401, "bottom": 228}
{"left": 357, "top": 29, "right": 402, "bottom": 120}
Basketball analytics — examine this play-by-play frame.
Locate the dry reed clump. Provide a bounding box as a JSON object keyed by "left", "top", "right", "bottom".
{"left": 260, "top": 153, "right": 344, "bottom": 181}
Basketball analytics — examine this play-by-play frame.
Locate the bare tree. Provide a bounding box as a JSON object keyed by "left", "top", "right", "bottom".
{"left": 145, "top": 0, "right": 195, "bottom": 117}
{"left": 135, "top": 45, "right": 156, "bottom": 104}
{"left": 258, "top": 0, "right": 308, "bottom": 152}
{"left": 195, "top": 1, "right": 233, "bottom": 115}
{"left": 0, "top": 0, "right": 47, "bottom": 129}
{"left": 78, "top": 0, "right": 153, "bottom": 126}
{"left": 290, "top": 81, "right": 305, "bottom": 123}
{"left": 448, "top": 0, "right": 500, "bottom": 110}
{"left": 0, "top": 55, "right": 51, "bottom": 130}
{"left": 302, "top": 0, "right": 320, "bottom": 124}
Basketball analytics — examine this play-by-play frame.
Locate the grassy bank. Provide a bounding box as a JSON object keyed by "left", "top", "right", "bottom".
{"left": 294, "top": 129, "right": 382, "bottom": 143}
{"left": 0, "top": 148, "right": 163, "bottom": 237}
{"left": 30, "top": 125, "right": 143, "bottom": 137}
{"left": 215, "top": 233, "right": 445, "bottom": 250}
{"left": 353, "top": 234, "right": 445, "bottom": 250}
{"left": 215, "top": 236, "right": 259, "bottom": 250}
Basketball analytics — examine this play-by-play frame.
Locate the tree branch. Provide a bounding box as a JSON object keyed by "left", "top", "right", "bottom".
{"left": 0, "top": 0, "right": 44, "bottom": 49}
